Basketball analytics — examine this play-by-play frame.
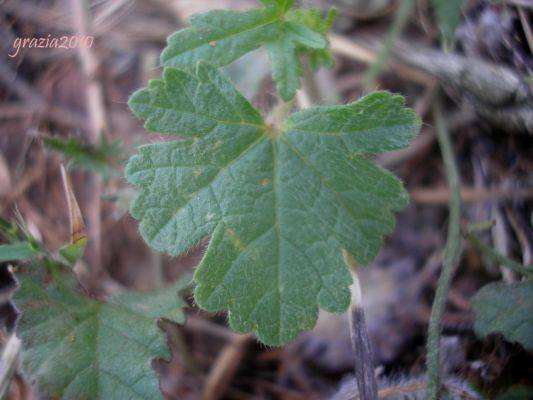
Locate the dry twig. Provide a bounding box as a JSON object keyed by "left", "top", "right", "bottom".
{"left": 393, "top": 45, "right": 533, "bottom": 133}
{"left": 69, "top": 0, "right": 107, "bottom": 281}
{"left": 410, "top": 186, "right": 533, "bottom": 205}
{"left": 0, "top": 334, "right": 21, "bottom": 399}
{"left": 202, "top": 334, "right": 252, "bottom": 400}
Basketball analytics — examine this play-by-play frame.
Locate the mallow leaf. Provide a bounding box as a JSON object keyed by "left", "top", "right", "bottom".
{"left": 15, "top": 273, "right": 190, "bottom": 399}
{"left": 126, "top": 63, "right": 420, "bottom": 346}
{"left": 160, "top": 0, "right": 333, "bottom": 101}
{"left": 471, "top": 281, "right": 533, "bottom": 351}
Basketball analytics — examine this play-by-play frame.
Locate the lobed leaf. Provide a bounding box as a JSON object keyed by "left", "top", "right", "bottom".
{"left": 471, "top": 281, "right": 533, "bottom": 351}
{"left": 126, "top": 64, "right": 420, "bottom": 345}
{"left": 160, "top": 1, "right": 334, "bottom": 101}
{"left": 15, "top": 273, "right": 190, "bottom": 399}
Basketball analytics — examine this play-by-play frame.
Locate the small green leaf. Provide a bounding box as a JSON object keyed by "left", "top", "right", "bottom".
{"left": 58, "top": 238, "right": 87, "bottom": 267}
{"left": 126, "top": 64, "right": 420, "bottom": 345}
{"left": 15, "top": 274, "right": 191, "bottom": 399}
{"left": 261, "top": 0, "right": 294, "bottom": 12}
{"left": 160, "top": 2, "right": 334, "bottom": 101}
{"left": 160, "top": 6, "right": 282, "bottom": 70}
{"left": 266, "top": 20, "right": 326, "bottom": 100}
{"left": 472, "top": 282, "right": 533, "bottom": 351}
{"left": 0, "top": 242, "right": 40, "bottom": 262}
{"left": 286, "top": 8, "right": 337, "bottom": 70}
{"left": 44, "top": 135, "right": 122, "bottom": 177}
{"left": 432, "top": 0, "right": 463, "bottom": 45}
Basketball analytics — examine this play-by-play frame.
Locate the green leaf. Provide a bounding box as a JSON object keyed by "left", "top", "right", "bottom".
{"left": 261, "top": 0, "right": 294, "bottom": 12}
{"left": 16, "top": 273, "right": 191, "bottom": 399}
{"left": 471, "top": 282, "right": 533, "bottom": 351}
{"left": 126, "top": 63, "right": 420, "bottom": 345}
{"left": 160, "top": 6, "right": 282, "bottom": 70}
{"left": 432, "top": 0, "right": 463, "bottom": 44}
{"left": 58, "top": 238, "right": 87, "bottom": 267}
{"left": 286, "top": 8, "right": 337, "bottom": 70}
{"left": 266, "top": 20, "right": 327, "bottom": 100}
{"left": 44, "top": 134, "right": 122, "bottom": 177}
{"left": 160, "top": 2, "right": 333, "bottom": 101}
{"left": 0, "top": 242, "right": 40, "bottom": 262}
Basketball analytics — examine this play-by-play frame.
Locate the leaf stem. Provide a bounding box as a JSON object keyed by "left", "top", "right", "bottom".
{"left": 426, "top": 96, "right": 462, "bottom": 399}
{"left": 266, "top": 98, "right": 295, "bottom": 136}
{"left": 467, "top": 232, "right": 533, "bottom": 279}
{"left": 343, "top": 250, "right": 378, "bottom": 400}
{"left": 349, "top": 270, "right": 378, "bottom": 400}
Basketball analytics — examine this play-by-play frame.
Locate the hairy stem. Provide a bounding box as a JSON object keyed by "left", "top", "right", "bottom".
{"left": 266, "top": 98, "right": 295, "bottom": 135}
{"left": 426, "top": 96, "right": 462, "bottom": 399}
{"left": 343, "top": 249, "right": 378, "bottom": 400}
{"left": 467, "top": 232, "right": 533, "bottom": 279}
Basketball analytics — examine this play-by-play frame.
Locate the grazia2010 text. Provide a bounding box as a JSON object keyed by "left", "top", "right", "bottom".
{"left": 9, "top": 35, "right": 94, "bottom": 58}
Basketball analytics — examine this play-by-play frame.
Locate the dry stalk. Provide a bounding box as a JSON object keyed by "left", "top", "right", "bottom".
{"left": 69, "top": 0, "right": 107, "bottom": 283}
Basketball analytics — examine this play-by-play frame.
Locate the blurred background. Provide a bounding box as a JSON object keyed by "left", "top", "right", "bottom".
{"left": 0, "top": 0, "right": 532, "bottom": 399}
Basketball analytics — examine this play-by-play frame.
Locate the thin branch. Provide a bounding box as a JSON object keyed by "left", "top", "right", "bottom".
{"left": 508, "top": 0, "right": 533, "bottom": 10}
{"left": 518, "top": 7, "right": 533, "bottom": 54}
{"left": 202, "top": 334, "right": 252, "bottom": 400}
{"left": 426, "top": 96, "right": 463, "bottom": 399}
{"left": 410, "top": 186, "right": 533, "bottom": 204}
{"left": 392, "top": 44, "right": 533, "bottom": 133}
{"left": 69, "top": 0, "right": 106, "bottom": 280}
{"left": 0, "top": 166, "right": 45, "bottom": 215}
{"left": 328, "top": 33, "right": 434, "bottom": 87}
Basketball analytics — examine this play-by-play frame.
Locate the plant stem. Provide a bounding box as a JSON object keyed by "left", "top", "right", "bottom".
{"left": 426, "top": 96, "right": 462, "bottom": 399}
{"left": 69, "top": 0, "right": 106, "bottom": 282}
{"left": 343, "top": 249, "right": 378, "bottom": 400}
{"left": 465, "top": 220, "right": 495, "bottom": 234}
{"left": 467, "top": 232, "right": 533, "bottom": 279}
{"left": 266, "top": 98, "right": 295, "bottom": 133}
